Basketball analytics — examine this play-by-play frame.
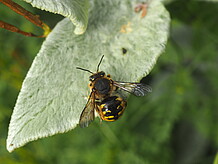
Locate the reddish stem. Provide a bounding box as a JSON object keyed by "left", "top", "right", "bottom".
{"left": 0, "top": 0, "right": 50, "bottom": 37}
{"left": 0, "top": 0, "right": 44, "bottom": 28}
{"left": 0, "top": 20, "right": 44, "bottom": 37}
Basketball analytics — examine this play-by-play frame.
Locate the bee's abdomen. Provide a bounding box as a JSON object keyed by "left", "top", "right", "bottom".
{"left": 98, "top": 96, "right": 127, "bottom": 121}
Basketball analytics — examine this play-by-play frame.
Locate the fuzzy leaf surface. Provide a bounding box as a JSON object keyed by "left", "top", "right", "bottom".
{"left": 7, "top": 0, "right": 170, "bottom": 152}
{"left": 23, "top": 0, "right": 89, "bottom": 34}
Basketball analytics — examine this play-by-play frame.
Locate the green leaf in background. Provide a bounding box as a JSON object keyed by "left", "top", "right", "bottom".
{"left": 197, "top": 0, "right": 218, "bottom": 2}
{"left": 7, "top": 0, "right": 170, "bottom": 152}
{"left": 214, "top": 153, "right": 218, "bottom": 164}
{"left": 23, "top": 0, "right": 89, "bottom": 34}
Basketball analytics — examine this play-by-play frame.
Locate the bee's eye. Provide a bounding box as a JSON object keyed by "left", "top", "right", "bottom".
{"left": 100, "top": 71, "right": 105, "bottom": 76}
{"left": 89, "top": 77, "right": 94, "bottom": 81}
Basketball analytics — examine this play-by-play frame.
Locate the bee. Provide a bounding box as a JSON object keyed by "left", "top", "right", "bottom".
{"left": 98, "top": 96, "right": 127, "bottom": 122}
{"left": 76, "top": 55, "right": 152, "bottom": 128}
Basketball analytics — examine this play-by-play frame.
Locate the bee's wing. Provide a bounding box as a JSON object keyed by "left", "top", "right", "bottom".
{"left": 79, "top": 91, "right": 96, "bottom": 128}
{"left": 113, "top": 81, "right": 152, "bottom": 97}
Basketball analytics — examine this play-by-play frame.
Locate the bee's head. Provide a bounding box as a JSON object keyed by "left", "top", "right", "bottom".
{"left": 89, "top": 71, "right": 105, "bottom": 82}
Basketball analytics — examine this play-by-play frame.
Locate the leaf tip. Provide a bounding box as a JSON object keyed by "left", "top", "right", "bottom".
{"left": 74, "top": 26, "right": 86, "bottom": 35}
{"left": 6, "top": 142, "right": 15, "bottom": 153}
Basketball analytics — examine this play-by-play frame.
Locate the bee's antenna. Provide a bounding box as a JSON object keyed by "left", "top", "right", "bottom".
{"left": 76, "top": 67, "right": 93, "bottom": 74}
{"left": 97, "top": 55, "right": 104, "bottom": 72}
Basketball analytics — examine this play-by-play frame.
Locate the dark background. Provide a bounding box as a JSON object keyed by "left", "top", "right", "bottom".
{"left": 0, "top": 0, "right": 218, "bottom": 163}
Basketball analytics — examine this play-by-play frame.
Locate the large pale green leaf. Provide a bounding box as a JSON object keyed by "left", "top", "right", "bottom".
{"left": 24, "top": 0, "right": 89, "bottom": 34}
{"left": 7, "top": 0, "right": 170, "bottom": 152}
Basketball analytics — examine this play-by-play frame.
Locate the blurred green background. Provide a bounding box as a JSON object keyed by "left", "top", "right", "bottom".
{"left": 0, "top": 0, "right": 218, "bottom": 164}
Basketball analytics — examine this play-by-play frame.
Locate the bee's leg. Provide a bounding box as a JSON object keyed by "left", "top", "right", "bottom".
{"left": 113, "top": 85, "right": 118, "bottom": 91}
{"left": 107, "top": 74, "right": 111, "bottom": 78}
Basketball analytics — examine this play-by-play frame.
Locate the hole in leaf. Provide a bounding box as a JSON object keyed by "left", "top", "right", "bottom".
{"left": 122, "top": 48, "right": 127, "bottom": 54}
